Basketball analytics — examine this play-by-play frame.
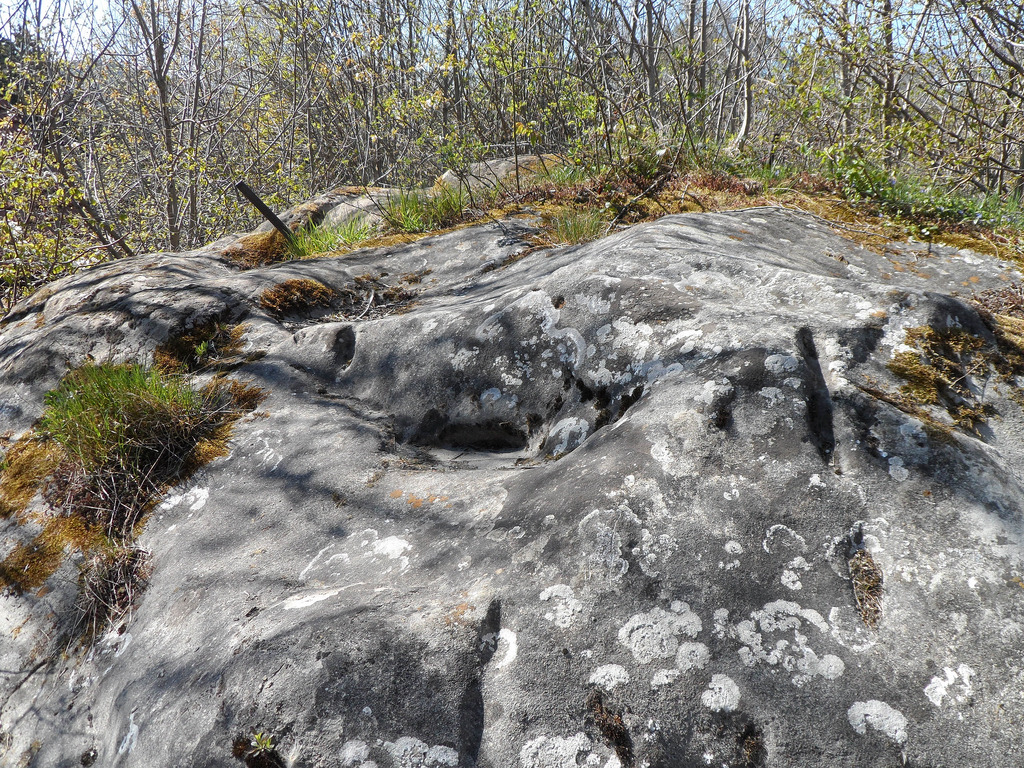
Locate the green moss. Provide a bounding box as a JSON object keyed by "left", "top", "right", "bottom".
{"left": 0, "top": 514, "right": 107, "bottom": 594}
{"left": 887, "top": 325, "right": 993, "bottom": 431}
{"left": 0, "top": 437, "right": 60, "bottom": 518}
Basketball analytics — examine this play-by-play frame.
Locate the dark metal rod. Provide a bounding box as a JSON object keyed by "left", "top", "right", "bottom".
{"left": 234, "top": 181, "right": 295, "bottom": 243}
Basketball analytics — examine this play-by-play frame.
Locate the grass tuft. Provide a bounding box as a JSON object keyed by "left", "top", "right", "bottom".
{"left": 288, "top": 217, "right": 376, "bottom": 259}
{"left": 38, "top": 363, "right": 259, "bottom": 537}
{"left": 0, "top": 362, "right": 264, "bottom": 639}
{"left": 547, "top": 208, "right": 607, "bottom": 244}
{"left": 382, "top": 185, "right": 470, "bottom": 234}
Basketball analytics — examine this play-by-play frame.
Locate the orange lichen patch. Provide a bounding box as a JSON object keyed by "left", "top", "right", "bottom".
{"left": 443, "top": 601, "right": 476, "bottom": 628}
{"left": 259, "top": 278, "right": 335, "bottom": 320}
{"left": 389, "top": 490, "right": 449, "bottom": 507}
{"left": 0, "top": 437, "right": 60, "bottom": 518}
{"left": 0, "top": 514, "right": 106, "bottom": 594}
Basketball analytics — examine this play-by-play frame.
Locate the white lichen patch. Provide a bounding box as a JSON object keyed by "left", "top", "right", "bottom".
{"left": 610, "top": 318, "right": 655, "bottom": 360}
{"left": 762, "top": 524, "right": 807, "bottom": 555}
{"left": 729, "top": 600, "right": 845, "bottom": 687}
{"left": 157, "top": 484, "right": 209, "bottom": 514}
{"left": 888, "top": 456, "right": 910, "bottom": 482}
{"left": 589, "top": 664, "right": 630, "bottom": 689}
{"left": 577, "top": 506, "right": 642, "bottom": 581}
{"left": 696, "top": 378, "right": 733, "bottom": 406}
{"left": 764, "top": 353, "right": 800, "bottom": 375}
{"left": 384, "top": 737, "right": 459, "bottom": 767}
{"left": 519, "top": 733, "right": 593, "bottom": 768}
{"left": 781, "top": 570, "right": 802, "bottom": 590}
{"left": 847, "top": 700, "right": 908, "bottom": 744}
{"left": 675, "top": 642, "right": 711, "bottom": 672}
{"left": 373, "top": 536, "right": 412, "bottom": 560}
{"left": 495, "top": 628, "right": 518, "bottom": 669}
{"left": 340, "top": 740, "right": 372, "bottom": 766}
{"left": 540, "top": 585, "right": 584, "bottom": 628}
{"left": 924, "top": 664, "right": 975, "bottom": 707}
{"left": 617, "top": 603, "right": 702, "bottom": 664}
{"left": 549, "top": 417, "right": 590, "bottom": 457}
{"left": 117, "top": 712, "right": 138, "bottom": 755}
{"left": 651, "top": 668, "right": 679, "bottom": 688}
{"left": 758, "top": 386, "right": 785, "bottom": 408}
{"left": 700, "top": 674, "right": 740, "bottom": 712}
{"left": 781, "top": 556, "right": 810, "bottom": 591}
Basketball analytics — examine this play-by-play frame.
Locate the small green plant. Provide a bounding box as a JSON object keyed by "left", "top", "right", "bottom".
{"left": 233, "top": 731, "right": 285, "bottom": 767}
{"left": 250, "top": 733, "right": 274, "bottom": 755}
{"left": 288, "top": 217, "right": 375, "bottom": 259}
{"left": 547, "top": 208, "right": 607, "bottom": 244}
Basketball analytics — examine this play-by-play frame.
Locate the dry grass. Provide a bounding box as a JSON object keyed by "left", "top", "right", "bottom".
{"left": 75, "top": 546, "right": 152, "bottom": 642}
{"left": 849, "top": 548, "right": 884, "bottom": 628}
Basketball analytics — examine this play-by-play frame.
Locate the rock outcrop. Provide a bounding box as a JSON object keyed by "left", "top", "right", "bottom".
{"left": 2, "top": 198, "right": 1023, "bottom": 767}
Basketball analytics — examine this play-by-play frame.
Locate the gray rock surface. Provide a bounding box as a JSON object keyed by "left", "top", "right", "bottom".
{"left": 2, "top": 205, "right": 1024, "bottom": 767}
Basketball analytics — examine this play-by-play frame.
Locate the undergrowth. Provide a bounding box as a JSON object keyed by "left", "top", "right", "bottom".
{"left": 0, "top": 362, "right": 264, "bottom": 645}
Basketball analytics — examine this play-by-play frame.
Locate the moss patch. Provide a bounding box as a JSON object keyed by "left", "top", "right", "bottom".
{"left": 154, "top": 321, "right": 246, "bottom": 374}
{"left": 224, "top": 230, "right": 292, "bottom": 269}
{"left": 259, "top": 278, "right": 336, "bottom": 320}
{"left": 0, "top": 514, "right": 107, "bottom": 595}
{"left": 887, "top": 325, "right": 992, "bottom": 431}
{"left": 0, "top": 438, "right": 60, "bottom": 518}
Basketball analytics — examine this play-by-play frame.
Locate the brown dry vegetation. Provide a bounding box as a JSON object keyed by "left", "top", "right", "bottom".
{"left": 259, "top": 278, "right": 336, "bottom": 320}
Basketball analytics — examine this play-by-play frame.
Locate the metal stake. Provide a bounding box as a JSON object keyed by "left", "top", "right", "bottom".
{"left": 234, "top": 181, "right": 295, "bottom": 243}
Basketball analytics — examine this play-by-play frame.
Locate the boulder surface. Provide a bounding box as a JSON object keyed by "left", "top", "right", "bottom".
{"left": 1, "top": 205, "right": 1023, "bottom": 768}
